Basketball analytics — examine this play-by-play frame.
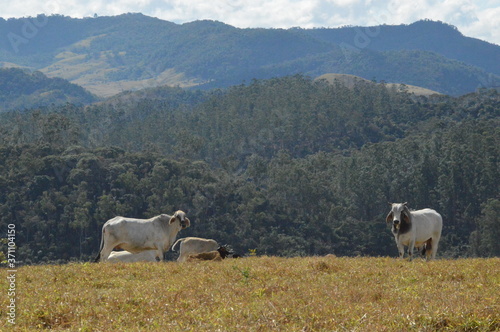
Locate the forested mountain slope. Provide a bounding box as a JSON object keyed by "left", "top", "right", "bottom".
{"left": 0, "top": 14, "right": 498, "bottom": 96}
{"left": 306, "top": 20, "right": 500, "bottom": 76}
{"left": 0, "top": 68, "right": 97, "bottom": 111}
{"left": 0, "top": 76, "right": 498, "bottom": 263}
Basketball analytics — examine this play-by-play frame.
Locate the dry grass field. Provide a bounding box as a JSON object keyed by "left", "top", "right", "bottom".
{"left": 1, "top": 256, "right": 499, "bottom": 331}
{"left": 316, "top": 73, "right": 442, "bottom": 96}
{"left": 40, "top": 48, "right": 203, "bottom": 98}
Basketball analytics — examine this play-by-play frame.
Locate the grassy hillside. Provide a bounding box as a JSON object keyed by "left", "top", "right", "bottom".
{"left": 1, "top": 14, "right": 499, "bottom": 96}
{"left": 315, "top": 73, "right": 442, "bottom": 96}
{"left": 1, "top": 256, "right": 498, "bottom": 330}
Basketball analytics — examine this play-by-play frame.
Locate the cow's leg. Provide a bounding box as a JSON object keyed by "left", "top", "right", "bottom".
{"left": 155, "top": 248, "right": 164, "bottom": 262}
{"left": 408, "top": 241, "right": 415, "bottom": 261}
{"left": 99, "top": 244, "right": 114, "bottom": 262}
{"left": 426, "top": 247, "right": 432, "bottom": 261}
{"left": 397, "top": 242, "right": 405, "bottom": 259}
{"left": 430, "top": 239, "right": 439, "bottom": 260}
{"left": 417, "top": 245, "right": 425, "bottom": 257}
{"left": 97, "top": 231, "right": 118, "bottom": 262}
{"left": 424, "top": 239, "right": 433, "bottom": 261}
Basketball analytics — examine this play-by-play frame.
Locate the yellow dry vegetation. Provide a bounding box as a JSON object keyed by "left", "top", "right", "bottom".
{"left": 1, "top": 256, "right": 498, "bottom": 331}
{"left": 385, "top": 83, "right": 442, "bottom": 97}
{"left": 80, "top": 68, "right": 203, "bottom": 98}
{"left": 316, "top": 73, "right": 442, "bottom": 96}
{"left": 40, "top": 44, "right": 203, "bottom": 98}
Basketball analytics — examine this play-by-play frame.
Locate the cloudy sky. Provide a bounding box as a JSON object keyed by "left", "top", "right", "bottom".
{"left": 1, "top": 0, "right": 499, "bottom": 45}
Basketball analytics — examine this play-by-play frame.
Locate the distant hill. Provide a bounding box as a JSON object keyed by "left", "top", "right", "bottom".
{"left": 1, "top": 14, "right": 499, "bottom": 96}
{"left": 306, "top": 20, "right": 500, "bottom": 77}
{"left": 316, "top": 73, "right": 442, "bottom": 96}
{"left": 0, "top": 67, "right": 97, "bottom": 111}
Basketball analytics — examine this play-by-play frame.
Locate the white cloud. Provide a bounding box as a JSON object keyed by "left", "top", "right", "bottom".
{"left": 461, "top": 5, "right": 500, "bottom": 45}
{"left": 0, "top": 0, "right": 498, "bottom": 44}
{"left": 152, "top": 0, "right": 319, "bottom": 28}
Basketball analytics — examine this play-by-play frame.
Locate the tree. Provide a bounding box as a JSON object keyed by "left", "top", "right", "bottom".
{"left": 470, "top": 199, "right": 500, "bottom": 257}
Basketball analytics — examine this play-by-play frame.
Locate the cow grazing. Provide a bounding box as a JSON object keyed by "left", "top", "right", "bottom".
{"left": 94, "top": 210, "right": 190, "bottom": 262}
{"left": 386, "top": 202, "right": 443, "bottom": 260}
{"left": 172, "top": 237, "right": 220, "bottom": 262}
{"left": 106, "top": 250, "right": 158, "bottom": 263}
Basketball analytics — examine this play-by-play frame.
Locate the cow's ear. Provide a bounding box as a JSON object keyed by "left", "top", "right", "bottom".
{"left": 386, "top": 212, "right": 393, "bottom": 223}
{"left": 169, "top": 216, "right": 176, "bottom": 224}
{"left": 402, "top": 210, "right": 411, "bottom": 224}
{"left": 184, "top": 217, "right": 191, "bottom": 227}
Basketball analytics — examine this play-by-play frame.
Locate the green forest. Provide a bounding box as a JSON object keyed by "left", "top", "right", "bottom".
{"left": 1, "top": 76, "right": 499, "bottom": 263}
{"left": 0, "top": 68, "right": 97, "bottom": 111}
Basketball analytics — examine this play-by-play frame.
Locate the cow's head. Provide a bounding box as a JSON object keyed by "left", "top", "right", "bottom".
{"left": 170, "top": 210, "right": 191, "bottom": 229}
{"left": 217, "top": 245, "right": 231, "bottom": 259}
{"left": 386, "top": 202, "right": 411, "bottom": 230}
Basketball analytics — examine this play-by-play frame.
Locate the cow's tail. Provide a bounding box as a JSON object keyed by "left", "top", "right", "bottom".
{"left": 94, "top": 229, "right": 105, "bottom": 263}
{"left": 171, "top": 238, "right": 185, "bottom": 252}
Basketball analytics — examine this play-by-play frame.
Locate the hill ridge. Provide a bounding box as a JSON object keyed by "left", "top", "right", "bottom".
{"left": 1, "top": 14, "right": 499, "bottom": 96}
{"left": 0, "top": 67, "right": 97, "bottom": 111}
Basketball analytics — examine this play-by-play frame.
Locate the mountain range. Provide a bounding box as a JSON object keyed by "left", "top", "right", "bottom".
{"left": 0, "top": 13, "right": 499, "bottom": 100}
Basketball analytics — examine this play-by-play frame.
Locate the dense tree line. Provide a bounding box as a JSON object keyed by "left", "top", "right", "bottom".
{"left": 0, "top": 76, "right": 499, "bottom": 263}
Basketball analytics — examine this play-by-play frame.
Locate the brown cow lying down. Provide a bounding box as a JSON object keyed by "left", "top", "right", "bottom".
{"left": 187, "top": 250, "right": 223, "bottom": 261}
{"left": 186, "top": 246, "right": 233, "bottom": 262}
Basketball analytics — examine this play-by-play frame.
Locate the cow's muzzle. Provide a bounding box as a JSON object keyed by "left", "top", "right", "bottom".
{"left": 393, "top": 219, "right": 400, "bottom": 230}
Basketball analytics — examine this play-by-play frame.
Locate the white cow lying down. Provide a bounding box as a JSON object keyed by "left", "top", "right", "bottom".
{"left": 106, "top": 250, "right": 158, "bottom": 263}
{"left": 172, "top": 237, "right": 221, "bottom": 262}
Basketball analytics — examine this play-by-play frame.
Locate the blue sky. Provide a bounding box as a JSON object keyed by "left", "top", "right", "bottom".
{"left": 1, "top": 0, "right": 499, "bottom": 45}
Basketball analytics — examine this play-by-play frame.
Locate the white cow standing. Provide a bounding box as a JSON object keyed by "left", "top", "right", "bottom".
{"left": 95, "top": 210, "right": 190, "bottom": 262}
{"left": 386, "top": 202, "right": 442, "bottom": 260}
